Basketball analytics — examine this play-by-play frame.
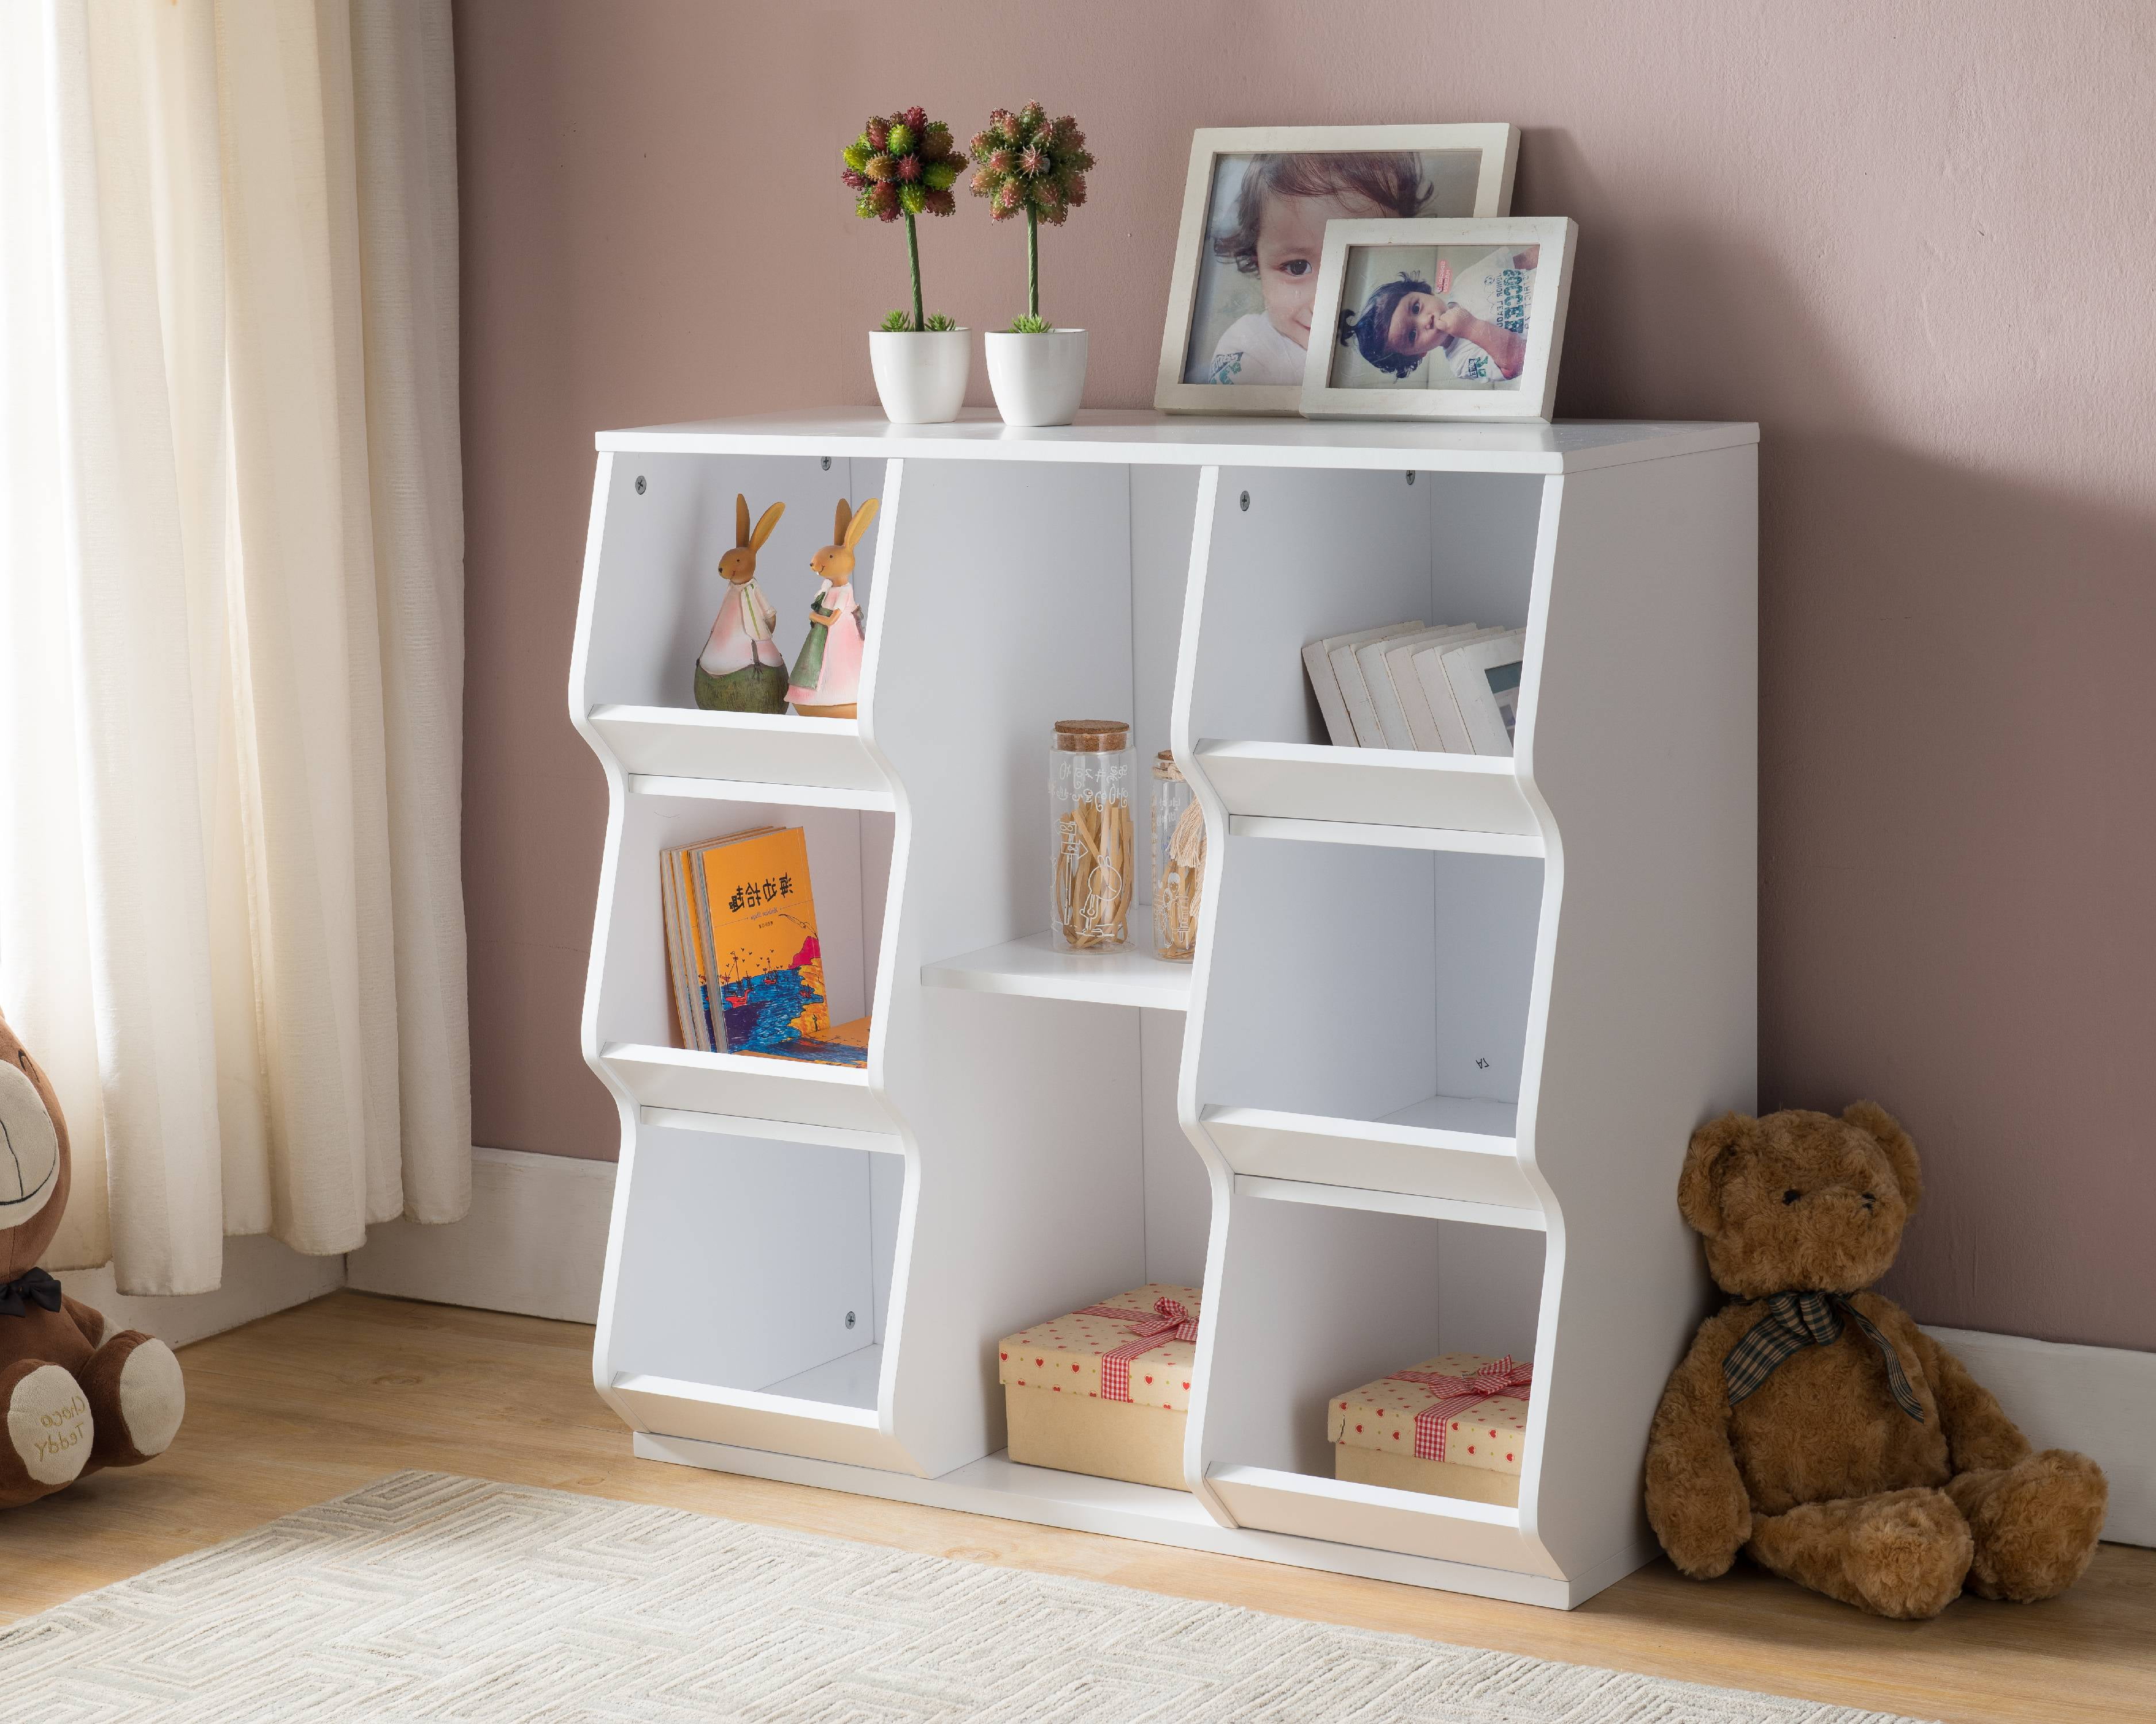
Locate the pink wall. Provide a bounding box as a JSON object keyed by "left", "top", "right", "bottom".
{"left": 455, "top": 0, "right": 2156, "bottom": 1351}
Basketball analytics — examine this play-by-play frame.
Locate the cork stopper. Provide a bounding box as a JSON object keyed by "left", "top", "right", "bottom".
{"left": 1153, "top": 748, "right": 1184, "bottom": 780}
{"left": 1053, "top": 719, "right": 1130, "bottom": 753}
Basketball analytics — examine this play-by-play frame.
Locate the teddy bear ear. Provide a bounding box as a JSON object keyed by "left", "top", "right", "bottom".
{"left": 1843, "top": 1100, "right": 1920, "bottom": 1213}
{"left": 1677, "top": 1113, "right": 1753, "bottom": 1238}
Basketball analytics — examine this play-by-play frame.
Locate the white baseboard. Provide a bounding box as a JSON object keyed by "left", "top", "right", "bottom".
{"left": 62, "top": 1233, "right": 345, "bottom": 1351}
{"left": 1923, "top": 1325, "right": 2154, "bottom": 1548}
{"left": 346, "top": 1145, "right": 615, "bottom": 1323}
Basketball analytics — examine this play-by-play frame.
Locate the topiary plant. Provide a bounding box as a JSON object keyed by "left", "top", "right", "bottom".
{"left": 968, "top": 103, "right": 1094, "bottom": 330}
{"left": 842, "top": 108, "right": 966, "bottom": 333}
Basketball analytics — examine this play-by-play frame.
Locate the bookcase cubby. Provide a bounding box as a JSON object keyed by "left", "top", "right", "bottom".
{"left": 572, "top": 409, "right": 1757, "bottom": 1607}
{"left": 606, "top": 1121, "right": 902, "bottom": 1444}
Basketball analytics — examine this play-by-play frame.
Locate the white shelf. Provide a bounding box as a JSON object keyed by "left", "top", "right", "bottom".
{"left": 1233, "top": 1173, "right": 1544, "bottom": 1232}
{"left": 1197, "top": 740, "right": 1540, "bottom": 842}
{"left": 922, "top": 930, "right": 1195, "bottom": 1010}
{"left": 624, "top": 771, "right": 894, "bottom": 813}
{"left": 1225, "top": 814, "right": 1542, "bottom": 858}
{"left": 1204, "top": 1463, "right": 1545, "bottom": 1574}
{"left": 1200, "top": 1099, "right": 1538, "bottom": 1213}
{"left": 610, "top": 1373, "right": 903, "bottom": 1472}
{"left": 578, "top": 413, "right": 1758, "bottom": 1610}
{"left": 760, "top": 1342, "right": 882, "bottom": 1411}
{"left": 637, "top": 1105, "right": 903, "bottom": 1157}
{"left": 588, "top": 703, "right": 888, "bottom": 797}
{"left": 601, "top": 1042, "right": 892, "bottom": 1137}
{"left": 597, "top": 408, "right": 1758, "bottom": 477}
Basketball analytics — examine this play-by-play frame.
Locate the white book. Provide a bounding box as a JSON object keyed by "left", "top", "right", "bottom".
{"left": 659, "top": 846, "right": 706, "bottom": 1052}
{"left": 1304, "top": 622, "right": 1422, "bottom": 747}
{"left": 1365, "top": 624, "right": 1487, "bottom": 751}
{"left": 1440, "top": 629, "right": 1530, "bottom": 756}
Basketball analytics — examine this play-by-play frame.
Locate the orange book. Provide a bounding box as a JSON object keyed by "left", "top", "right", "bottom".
{"left": 691, "top": 827, "right": 831, "bottom": 1054}
{"left": 745, "top": 1013, "right": 871, "bottom": 1069}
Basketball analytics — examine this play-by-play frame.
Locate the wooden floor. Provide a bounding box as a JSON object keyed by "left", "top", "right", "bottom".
{"left": 2, "top": 1292, "right": 2146, "bottom": 1722}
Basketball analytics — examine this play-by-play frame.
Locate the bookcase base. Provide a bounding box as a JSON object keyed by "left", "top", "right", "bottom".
{"left": 630, "top": 1428, "right": 1646, "bottom": 1608}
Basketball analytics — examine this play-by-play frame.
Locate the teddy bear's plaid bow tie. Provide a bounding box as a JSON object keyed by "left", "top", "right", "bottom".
{"left": 0, "top": 1267, "right": 63, "bottom": 1319}
{"left": 1723, "top": 1291, "right": 1924, "bottom": 1422}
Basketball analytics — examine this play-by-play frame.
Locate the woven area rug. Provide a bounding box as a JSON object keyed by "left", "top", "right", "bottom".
{"left": 0, "top": 1472, "right": 1935, "bottom": 1722}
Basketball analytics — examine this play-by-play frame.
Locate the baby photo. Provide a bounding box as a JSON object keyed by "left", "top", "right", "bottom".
{"left": 1180, "top": 149, "right": 1490, "bottom": 388}
{"left": 1330, "top": 243, "right": 1541, "bottom": 390}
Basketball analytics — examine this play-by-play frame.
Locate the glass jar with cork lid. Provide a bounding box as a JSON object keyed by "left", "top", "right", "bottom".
{"left": 1151, "top": 750, "right": 1203, "bottom": 961}
{"left": 1050, "top": 719, "right": 1133, "bottom": 950}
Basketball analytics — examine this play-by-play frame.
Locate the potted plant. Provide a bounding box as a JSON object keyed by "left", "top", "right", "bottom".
{"left": 970, "top": 103, "right": 1095, "bottom": 426}
{"left": 843, "top": 108, "right": 969, "bottom": 424}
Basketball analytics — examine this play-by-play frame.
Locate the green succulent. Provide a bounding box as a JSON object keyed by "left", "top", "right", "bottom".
{"left": 1008, "top": 313, "right": 1051, "bottom": 334}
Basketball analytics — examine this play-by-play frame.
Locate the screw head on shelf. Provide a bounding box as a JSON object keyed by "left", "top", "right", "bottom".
{"left": 634, "top": 475, "right": 646, "bottom": 495}
{"left": 821, "top": 456, "right": 832, "bottom": 471}
{"left": 845, "top": 1310, "right": 857, "bottom": 1329}
{"left": 1239, "top": 490, "right": 1250, "bottom": 512}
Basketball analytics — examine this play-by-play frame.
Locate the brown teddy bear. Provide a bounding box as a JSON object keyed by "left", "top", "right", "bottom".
{"left": 1645, "top": 1102, "right": 2107, "bottom": 1618}
{"left": 1, "top": 1007, "right": 184, "bottom": 1507}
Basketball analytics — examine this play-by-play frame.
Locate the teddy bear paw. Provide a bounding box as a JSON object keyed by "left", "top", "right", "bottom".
{"left": 117, "top": 1337, "right": 184, "bottom": 1459}
{"left": 1951, "top": 1450, "right": 2108, "bottom": 1603}
{"left": 4, "top": 1361, "right": 94, "bottom": 1494}
{"left": 84, "top": 1332, "right": 185, "bottom": 1468}
{"left": 1747, "top": 1487, "right": 1972, "bottom": 1618}
{"left": 1843, "top": 1489, "right": 1973, "bottom": 1619}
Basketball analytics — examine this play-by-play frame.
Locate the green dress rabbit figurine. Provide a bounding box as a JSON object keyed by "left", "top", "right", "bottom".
{"left": 694, "top": 495, "right": 789, "bottom": 713}
{"left": 788, "top": 497, "right": 878, "bottom": 718}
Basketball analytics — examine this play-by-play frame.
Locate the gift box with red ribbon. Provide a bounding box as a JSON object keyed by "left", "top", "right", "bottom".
{"left": 1329, "top": 1350, "right": 1533, "bottom": 1505}
{"left": 996, "top": 1284, "right": 1199, "bottom": 1492}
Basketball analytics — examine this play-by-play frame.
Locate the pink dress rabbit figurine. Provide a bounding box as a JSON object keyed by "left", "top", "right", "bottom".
{"left": 788, "top": 496, "right": 878, "bottom": 718}
{"left": 695, "top": 494, "right": 789, "bottom": 713}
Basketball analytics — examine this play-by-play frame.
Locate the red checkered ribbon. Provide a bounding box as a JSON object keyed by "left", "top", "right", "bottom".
{"left": 1385, "top": 1356, "right": 1533, "bottom": 1462}
{"left": 1072, "top": 1296, "right": 1199, "bottom": 1403}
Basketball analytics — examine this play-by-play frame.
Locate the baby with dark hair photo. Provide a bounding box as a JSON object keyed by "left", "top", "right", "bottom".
{"left": 1180, "top": 148, "right": 1485, "bottom": 387}
{"left": 1333, "top": 244, "right": 1540, "bottom": 389}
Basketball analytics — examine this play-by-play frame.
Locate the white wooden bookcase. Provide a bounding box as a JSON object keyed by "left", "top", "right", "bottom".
{"left": 570, "top": 409, "right": 1757, "bottom": 1609}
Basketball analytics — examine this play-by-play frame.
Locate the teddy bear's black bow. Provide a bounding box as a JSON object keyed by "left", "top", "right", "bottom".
{"left": 1723, "top": 1290, "right": 1924, "bottom": 1422}
{"left": 0, "top": 1267, "right": 63, "bottom": 1318}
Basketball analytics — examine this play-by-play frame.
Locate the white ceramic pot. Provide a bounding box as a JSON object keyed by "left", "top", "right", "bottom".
{"left": 984, "top": 328, "right": 1088, "bottom": 427}
{"left": 868, "top": 328, "right": 971, "bottom": 425}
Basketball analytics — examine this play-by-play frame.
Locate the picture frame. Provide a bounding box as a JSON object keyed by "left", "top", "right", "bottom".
{"left": 1423, "top": 629, "right": 1529, "bottom": 756}
{"left": 1153, "top": 124, "right": 1519, "bottom": 416}
{"left": 1300, "top": 217, "right": 1575, "bottom": 422}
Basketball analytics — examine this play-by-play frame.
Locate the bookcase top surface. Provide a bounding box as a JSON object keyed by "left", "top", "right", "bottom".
{"left": 595, "top": 409, "right": 1758, "bottom": 474}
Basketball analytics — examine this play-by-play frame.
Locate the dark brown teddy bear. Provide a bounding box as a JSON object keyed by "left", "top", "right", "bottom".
{"left": 1646, "top": 1103, "right": 2107, "bottom": 1618}
{"left": 1, "top": 1008, "right": 185, "bottom": 1507}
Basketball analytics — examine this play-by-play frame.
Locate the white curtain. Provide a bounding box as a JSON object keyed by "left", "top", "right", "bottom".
{"left": 0, "top": 0, "right": 469, "bottom": 1295}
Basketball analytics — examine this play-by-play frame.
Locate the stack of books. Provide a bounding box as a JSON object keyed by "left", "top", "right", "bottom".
{"left": 660, "top": 825, "right": 870, "bottom": 1067}
{"left": 1303, "top": 622, "right": 1527, "bottom": 756}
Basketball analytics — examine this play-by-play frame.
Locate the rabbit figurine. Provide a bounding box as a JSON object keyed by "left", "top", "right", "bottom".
{"left": 694, "top": 494, "right": 790, "bottom": 713}
{"left": 788, "top": 496, "right": 879, "bottom": 718}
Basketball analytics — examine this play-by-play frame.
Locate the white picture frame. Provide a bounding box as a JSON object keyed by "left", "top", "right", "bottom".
{"left": 1375, "top": 623, "right": 1492, "bottom": 750}
{"left": 1300, "top": 217, "right": 1574, "bottom": 422}
{"left": 1438, "top": 629, "right": 1529, "bottom": 755}
{"left": 1154, "top": 125, "right": 1519, "bottom": 416}
{"left": 1303, "top": 621, "right": 1423, "bottom": 748}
